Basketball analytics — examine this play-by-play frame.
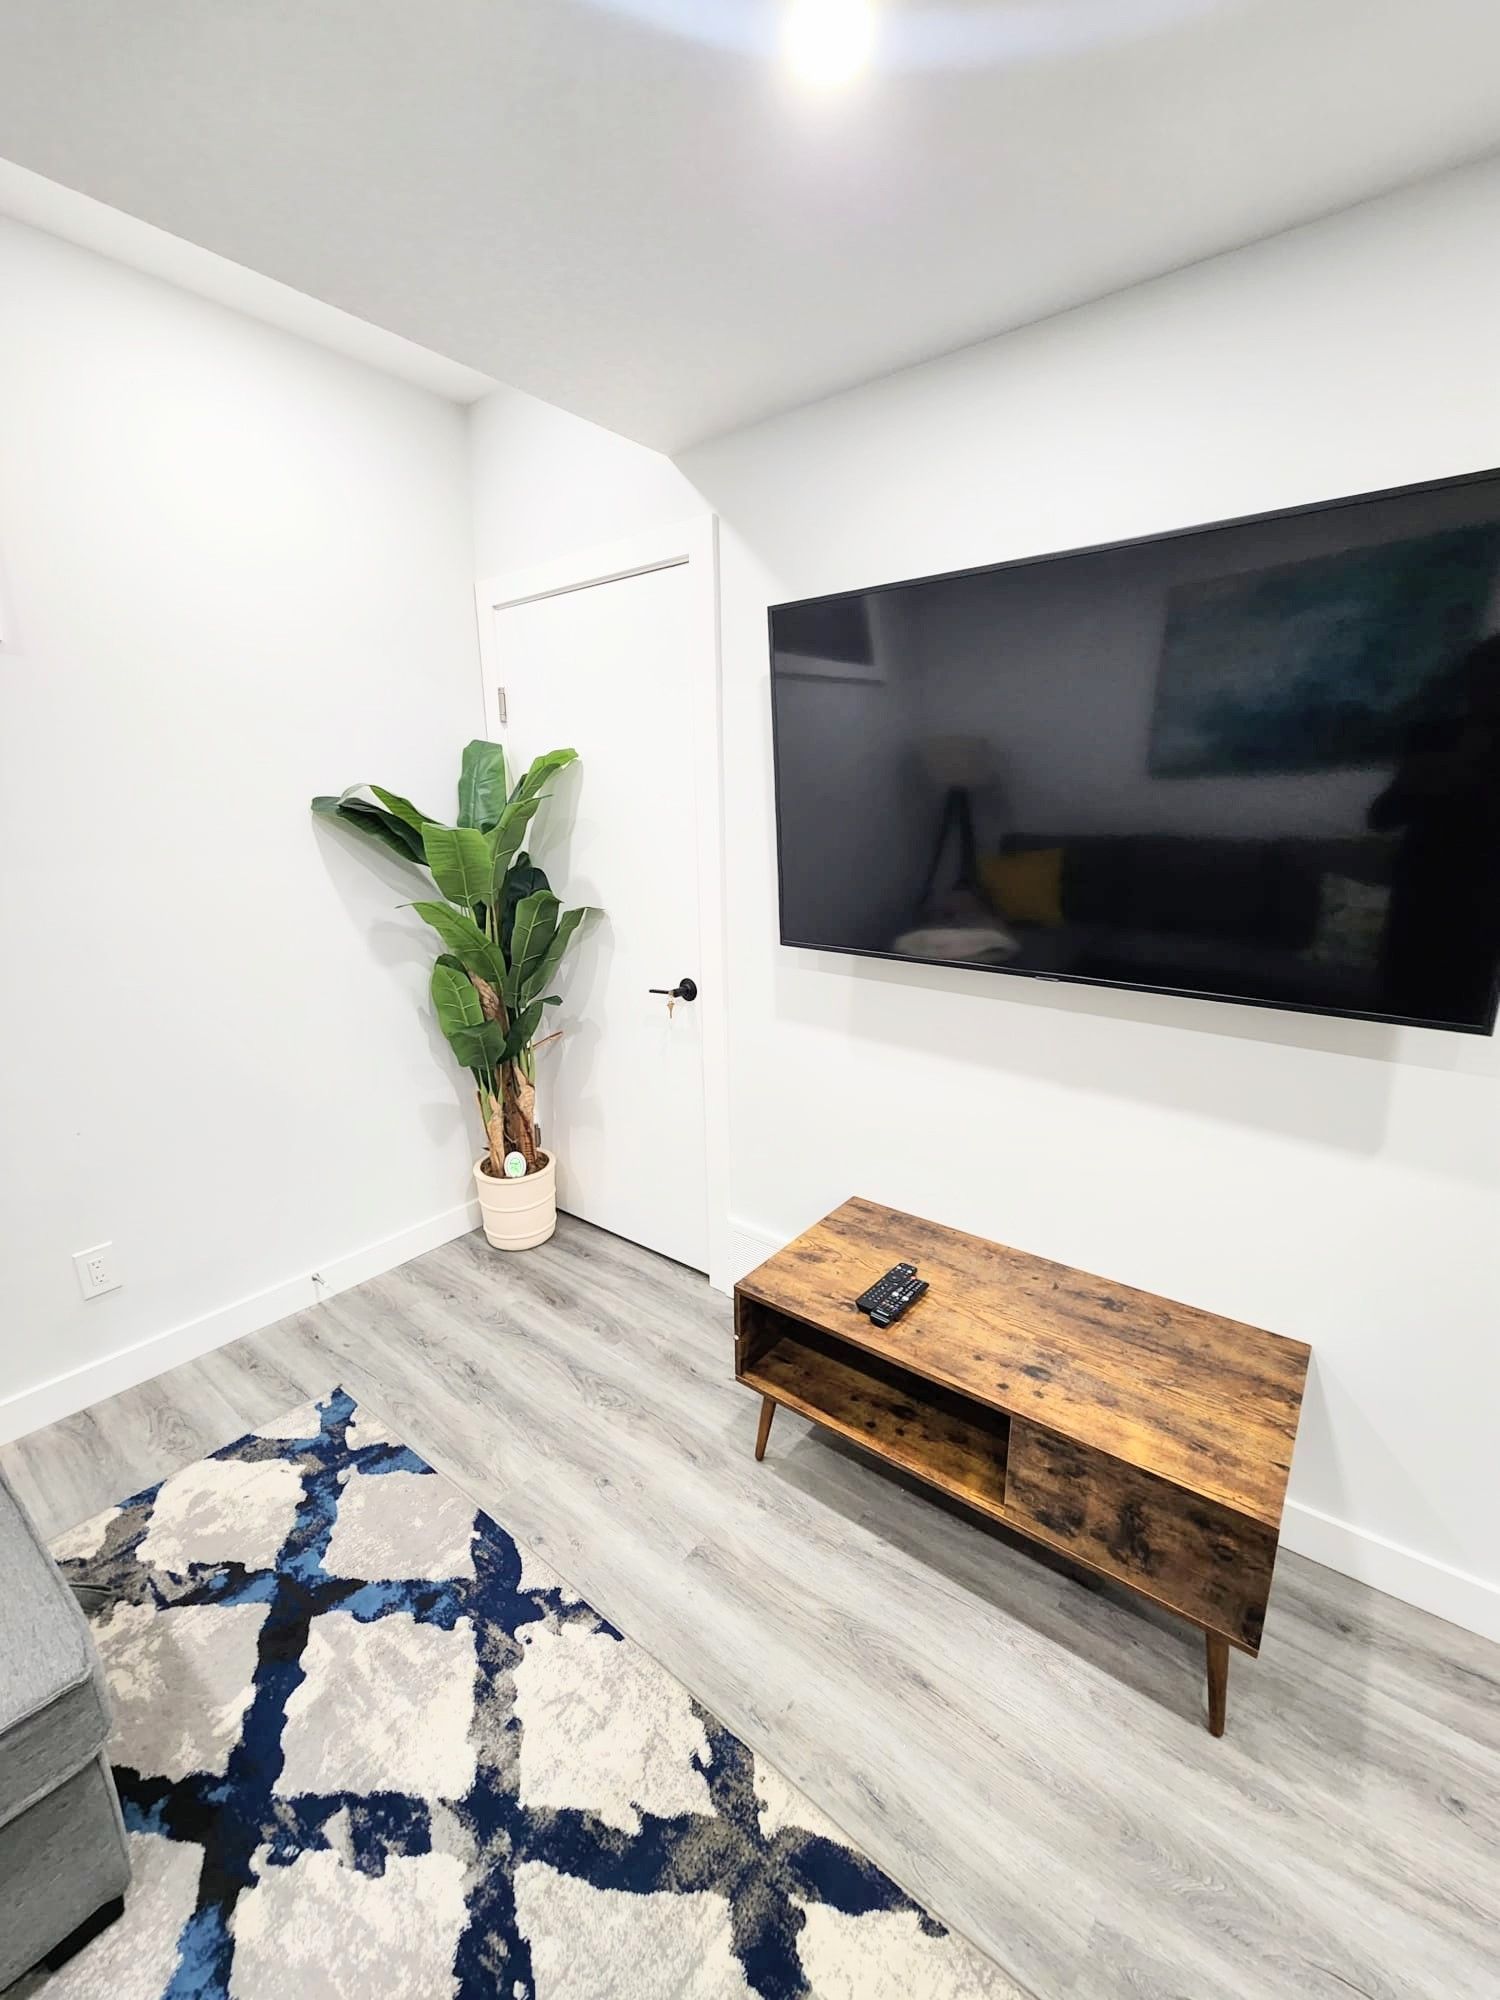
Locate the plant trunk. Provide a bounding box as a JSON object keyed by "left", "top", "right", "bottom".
{"left": 470, "top": 972, "right": 540, "bottom": 1176}
{"left": 502, "top": 1061, "right": 541, "bottom": 1172}
{"left": 483, "top": 1094, "right": 508, "bottom": 1179}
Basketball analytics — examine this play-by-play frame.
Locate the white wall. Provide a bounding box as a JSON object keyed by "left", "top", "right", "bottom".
{"left": 470, "top": 384, "right": 702, "bottom": 577}
{"left": 0, "top": 216, "right": 483, "bottom": 1438}
{"left": 471, "top": 158, "right": 1500, "bottom": 1640}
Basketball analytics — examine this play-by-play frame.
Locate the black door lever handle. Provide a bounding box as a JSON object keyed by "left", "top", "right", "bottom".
{"left": 648, "top": 977, "right": 698, "bottom": 1002}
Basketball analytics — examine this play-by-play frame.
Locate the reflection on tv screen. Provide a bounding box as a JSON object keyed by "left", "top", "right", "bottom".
{"left": 770, "top": 472, "right": 1500, "bottom": 1032}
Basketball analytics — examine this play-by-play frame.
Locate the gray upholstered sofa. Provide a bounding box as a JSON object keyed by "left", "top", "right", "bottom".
{"left": 0, "top": 1467, "right": 131, "bottom": 1987}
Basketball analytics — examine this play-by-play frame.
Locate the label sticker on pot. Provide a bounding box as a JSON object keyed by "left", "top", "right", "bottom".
{"left": 503, "top": 1151, "right": 528, "bottom": 1178}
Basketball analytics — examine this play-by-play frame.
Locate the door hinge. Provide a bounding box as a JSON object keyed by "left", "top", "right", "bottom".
{"left": 495, "top": 686, "right": 508, "bottom": 727}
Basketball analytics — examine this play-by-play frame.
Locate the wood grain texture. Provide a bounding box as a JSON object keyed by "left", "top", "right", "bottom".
{"left": 1005, "top": 1418, "right": 1277, "bottom": 1653}
{"left": 733, "top": 1293, "right": 784, "bottom": 1380}
{"left": 1206, "top": 1632, "right": 1230, "bottom": 1738}
{"left": 737, "top": 1199, "right": 1297, "bottom": 1677}
{"left": 742, "top": 1322, "right": 1010, "bottom": 1521}
{"left": 6, "top": 1215, "right": 1498, "bottom": 2000}
{"left": 753, "top": 1394, "right": 775, "bottom": 1462}
{"left": 738, "top": 1196, "right": 1310, "bottom": 1528}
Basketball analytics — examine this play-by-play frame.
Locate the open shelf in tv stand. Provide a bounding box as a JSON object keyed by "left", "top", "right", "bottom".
{"left": 736, "top": 1301, "right": 1012, "bottom": 1527}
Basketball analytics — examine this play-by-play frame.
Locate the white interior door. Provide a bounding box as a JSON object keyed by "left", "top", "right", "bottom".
{"left": 479, "top": 534, "right": 713, "bottom": 1271}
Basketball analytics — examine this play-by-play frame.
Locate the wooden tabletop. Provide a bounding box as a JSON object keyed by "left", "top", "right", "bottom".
{"left": 736, "top": 1198, "right": 1310, "bottom": 1530}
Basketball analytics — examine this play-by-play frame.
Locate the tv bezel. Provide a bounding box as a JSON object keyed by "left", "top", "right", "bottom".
{"left": 767, "top": 461, "right": 1500, "bottom": 1036}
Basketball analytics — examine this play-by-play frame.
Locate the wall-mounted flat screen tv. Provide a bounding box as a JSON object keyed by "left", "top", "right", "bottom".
{"left": 769, "top": 468, "right": 1500, "bottom": 1032}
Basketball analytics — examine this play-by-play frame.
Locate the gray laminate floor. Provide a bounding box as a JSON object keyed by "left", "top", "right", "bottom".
{"left": 6, "top": 1217, "right": 1497, "bottom": 2000}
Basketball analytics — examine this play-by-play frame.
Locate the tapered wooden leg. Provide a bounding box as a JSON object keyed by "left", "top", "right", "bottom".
{"left": 1206, "top": 1632, "right": 1229, "bottom": 1738}
{"left": 754, "top": 1396, "right": 776, "bottom": 1462}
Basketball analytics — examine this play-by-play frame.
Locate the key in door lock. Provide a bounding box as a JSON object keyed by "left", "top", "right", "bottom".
{"left": 648, "top": 976, "right": 698, "bottom": 1019}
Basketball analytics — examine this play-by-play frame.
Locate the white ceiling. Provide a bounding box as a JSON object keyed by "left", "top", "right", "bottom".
{"left": 1, "top": 0, "right": 1498, "bottom": 450}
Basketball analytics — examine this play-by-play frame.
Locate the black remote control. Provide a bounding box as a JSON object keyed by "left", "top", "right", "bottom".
{"left": 854, "top": 1263, "right": 916, "bottom": 1316}
{"left": 871, "top": 1276, "right": 928, "bottom": 1329}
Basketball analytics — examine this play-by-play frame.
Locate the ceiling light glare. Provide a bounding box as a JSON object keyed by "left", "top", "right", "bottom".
{"left": 783, "top": 0, "right": 876, "bottom": 88}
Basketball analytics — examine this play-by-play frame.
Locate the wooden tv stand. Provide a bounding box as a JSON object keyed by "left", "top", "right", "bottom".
{"left": 734, "top": 1199, "right": 1310, "bottom": 1735}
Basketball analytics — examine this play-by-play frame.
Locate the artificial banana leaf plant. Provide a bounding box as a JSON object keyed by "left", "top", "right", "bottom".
{"left": 312, "top": 741, "right": 594, "bottom": 1177}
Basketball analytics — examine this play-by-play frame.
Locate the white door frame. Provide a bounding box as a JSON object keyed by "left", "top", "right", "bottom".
{"left": 474, "top": 515, "right": 733, "bottom": 1289}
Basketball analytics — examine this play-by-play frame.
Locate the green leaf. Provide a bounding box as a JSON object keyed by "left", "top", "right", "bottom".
{"left": 500, "top": 858, "right": 549, "bottom": 953}
{"left": 431, "top": 958, "right": 507, "bottom": 1076}
{"left": 430, "top": 955, "right": 484, "bottom": 1038}
{"left": 409, "top": 902, "right": 507, "bottom": 996}
{"left": 487, "top": 795, "right": 543, "bottom": 903}
{"left": 507, "top": 890, "right": 559, "bottom": 1003}
{"left": 446, "top": 1019, "right": 509, "bottom": 1073}
{"left": 421, "top": 824, "right": 493, "bottom": 907}
{"left": 457, "top": 740, "right": 508, "bottom": 831}
{"left": 311, "top": 792, "right": 426, "bottom": 865}
{"left": 317, "top": 742, "right": 595, "bottom": 1080}
{"left": 510, "top": 747, "right": 578, "bottom": 805}
{"left": 487, "top": 751, "right": 576, "bottom": 902}
{"left": 370, "top": 785, "right": 440, "bottom": 834}
{"left": 518, "top": 904, "right": 593, "bottom": 1006}
{"left": 501, "top": 999, "right": 546, "bottom": 1063}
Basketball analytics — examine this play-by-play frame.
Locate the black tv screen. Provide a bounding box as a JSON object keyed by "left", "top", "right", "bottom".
{"left": 769, "top": 468, "right": 1500, "bottom": 1033}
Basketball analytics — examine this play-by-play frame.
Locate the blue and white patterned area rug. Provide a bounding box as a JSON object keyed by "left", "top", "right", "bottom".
{"left": 41, "top": 1389, "right": 1018, "bottom": 1999}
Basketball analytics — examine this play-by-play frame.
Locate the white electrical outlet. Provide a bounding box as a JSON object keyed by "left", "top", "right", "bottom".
{"left": 72, "top": 1243, "right": 121, "bottom": 1299}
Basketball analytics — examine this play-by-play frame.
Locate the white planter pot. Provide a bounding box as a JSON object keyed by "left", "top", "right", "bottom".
{"left": 474, "top": 1151, "right": 557, "bottom": 1251}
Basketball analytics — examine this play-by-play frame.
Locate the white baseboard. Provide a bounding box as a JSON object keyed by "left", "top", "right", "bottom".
{"left": 713, "top": 1216, "right": 782, "bottom": 1295}
{"left": 1280, "top": 1500, "right": 1500, "bottom": 1644}
{"left": 718, "top": 1217, "right": 1499, "bottom": 1643}
{"left": 0, "top": 1198, "right": 480, "bottom": 1447}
